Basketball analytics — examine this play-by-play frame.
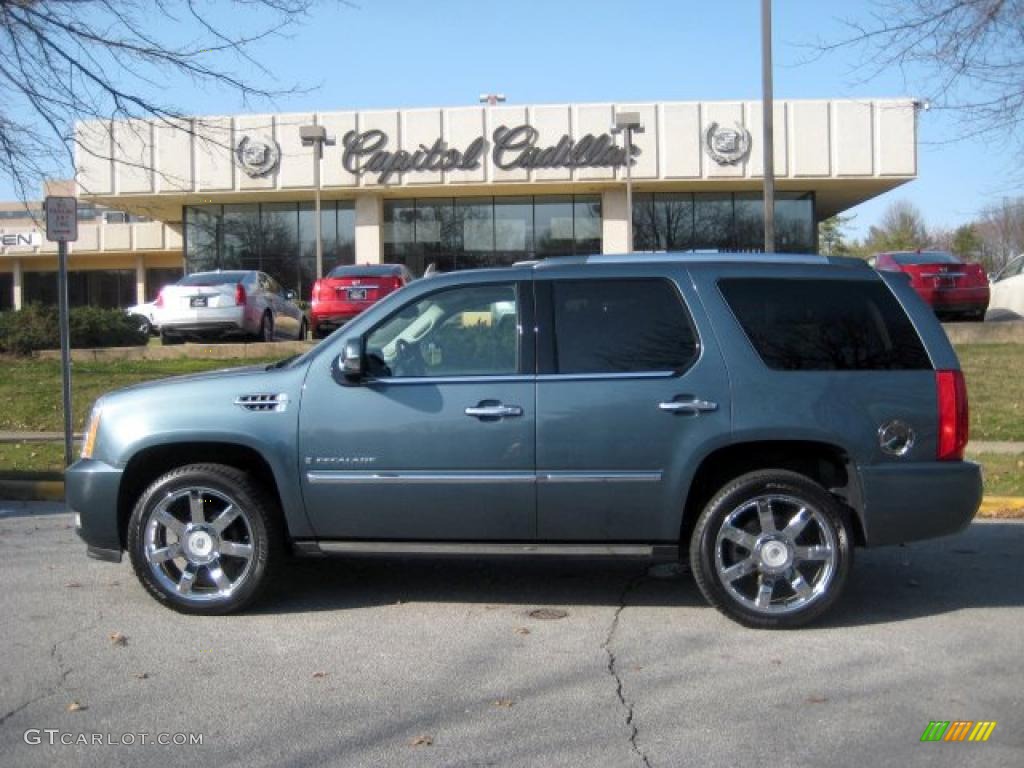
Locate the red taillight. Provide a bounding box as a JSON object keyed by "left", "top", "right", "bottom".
{"left": 154, "top": 288, "right": 164, "bottom": 308}
{"left": 936, "top": 370, "right": 969, "bottom": 461}
{"left": 235, "top": 283, "right": 246, "bottom": 306}
{"left": 312, "top": 280, "right": 322, "bottom": 303}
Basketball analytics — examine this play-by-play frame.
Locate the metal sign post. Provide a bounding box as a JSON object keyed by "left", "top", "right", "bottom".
{"left": 45, "top": 196, "right": 78, "bottom": 467}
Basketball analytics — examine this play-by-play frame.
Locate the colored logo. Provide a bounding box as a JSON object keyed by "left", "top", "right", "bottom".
{"left": 920, "top": 721, "right": 996, "bottom": 742}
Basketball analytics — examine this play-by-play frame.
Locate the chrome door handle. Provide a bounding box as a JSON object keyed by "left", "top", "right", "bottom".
{"left": 465, "top": 404, "right": 523, "bottom": 419}
{"left": 659, "top": 398, "right": 718, "bottom": 414}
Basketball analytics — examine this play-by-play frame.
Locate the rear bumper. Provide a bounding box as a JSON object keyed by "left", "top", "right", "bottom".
{"left": 161, "top": 306, "right": 247, "bottom": 334}
{"left": 66, "top": 458, "right": 124, "bottom": 561}
{"left": 856, "top": 461, "right": 982, "bottom": 546}
{"left": 311, "top": 308, "right": 363, "bottom": 330}
{"left": 914, "top": 286, "right": 990, "bottom": 311}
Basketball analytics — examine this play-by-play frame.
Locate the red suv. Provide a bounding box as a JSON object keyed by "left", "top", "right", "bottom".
{"left": 873, "top": 251, "right": 989, "bottom": 322}
{"left": 310, "top": 264, "right": 414, "bottom": 339}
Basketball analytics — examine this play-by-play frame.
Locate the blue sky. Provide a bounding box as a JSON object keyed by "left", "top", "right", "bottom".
{"left": 20, "top": 0, "right": 1021, "bottom": 238}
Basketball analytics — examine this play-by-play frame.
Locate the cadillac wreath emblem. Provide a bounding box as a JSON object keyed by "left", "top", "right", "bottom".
{"left": 235, "top": 135, "right": 281, "bottom": 178}
{"left": 703, "top": 122, "right": 752, "bottom": 166}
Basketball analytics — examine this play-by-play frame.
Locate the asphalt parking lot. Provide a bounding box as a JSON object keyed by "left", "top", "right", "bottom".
{"left": 0, "top": 501, "right": 1021, "bottom": 767}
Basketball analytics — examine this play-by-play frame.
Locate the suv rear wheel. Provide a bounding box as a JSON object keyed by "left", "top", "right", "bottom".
{"left": 690, "top": 469, "right": 853, "bottom": 629}
{"left": 126, "top": 464, "right": 282, "bottom": 614}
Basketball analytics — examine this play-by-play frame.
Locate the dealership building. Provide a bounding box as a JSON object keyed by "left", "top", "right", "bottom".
{"left": 0, "top": 98, "right": 918, "bottom": 309}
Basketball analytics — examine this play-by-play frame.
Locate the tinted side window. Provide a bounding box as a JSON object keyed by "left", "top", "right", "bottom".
{"left": 719, "top": 278, "right": 931, "bottom": 370}
{"left": 550, "top": 279, "right": 698, "bottom": 374}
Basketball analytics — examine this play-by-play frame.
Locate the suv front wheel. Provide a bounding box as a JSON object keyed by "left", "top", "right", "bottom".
{"left": 127, "top": 464, "right": 282, "bottom": 614}
{"left": 690, "top": 470, "right": 853, "bottom": 629}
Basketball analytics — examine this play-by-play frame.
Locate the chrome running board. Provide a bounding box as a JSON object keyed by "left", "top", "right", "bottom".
{"left": 294, "top": 541, "right": 678, "bottom": 559}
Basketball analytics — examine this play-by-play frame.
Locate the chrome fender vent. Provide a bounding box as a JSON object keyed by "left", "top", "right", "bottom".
{"left": 234, "top": 393, "right": 289, "bottom": 412}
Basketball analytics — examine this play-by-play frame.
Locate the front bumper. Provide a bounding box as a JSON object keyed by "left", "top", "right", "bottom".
{"left": 66, "top": 458, "right": 125, "bottom": 563}
{"left": 856, "top": 461, "right": 983, "bottom": 546}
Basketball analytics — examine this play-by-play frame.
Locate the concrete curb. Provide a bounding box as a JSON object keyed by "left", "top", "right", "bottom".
{"left": 2, "top": 476, "right": 1022, "bottom": 518}
{"left": 34, "top": 340, "right": 315, "bottom": 362}
{"left": 0, "top": 473, "right": 66, "bottom": 502}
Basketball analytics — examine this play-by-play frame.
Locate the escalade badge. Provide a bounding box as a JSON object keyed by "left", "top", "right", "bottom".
{"left": 704, "top": 122, "right": 752, "bottom": 166}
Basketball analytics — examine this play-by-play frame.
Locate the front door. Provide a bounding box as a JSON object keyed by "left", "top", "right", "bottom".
{"left": 299, "top": 279, "right": 535, "bottom": 541}
{"left": 534, "top": 271, "right": 731, "bottom": 542}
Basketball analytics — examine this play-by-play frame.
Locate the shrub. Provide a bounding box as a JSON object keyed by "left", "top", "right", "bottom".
{"left": 0, "top": 305, "right": 148, "bottom": 355}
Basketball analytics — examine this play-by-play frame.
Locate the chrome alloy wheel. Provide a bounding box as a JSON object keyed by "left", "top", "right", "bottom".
{"left": 144, "top": 487, "right": 255, "bottom": 604}
{"left": 713, "top": 494, "right": 838, "bottom": 616}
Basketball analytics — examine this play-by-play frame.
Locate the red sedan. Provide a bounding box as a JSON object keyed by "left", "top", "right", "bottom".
{"left": 873, "top": 251, "right": 989, "bottom": 322}
{"left": 310, "top": 264, "right": 414, "bottom": 339}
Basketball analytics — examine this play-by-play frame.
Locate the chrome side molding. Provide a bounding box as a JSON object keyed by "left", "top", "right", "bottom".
{"left": 306, "top": 470, "right": 663, "bottom": 485}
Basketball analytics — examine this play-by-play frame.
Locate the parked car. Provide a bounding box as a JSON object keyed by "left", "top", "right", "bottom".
{"left": 124, "top": 300, "right": 160, "bottom": 336}
{"left": 156, "top": 270, "right": 306, "bottom": 344}
{"left": 987, "top": 253, "right": 1024, "bottom": 320}
{"left": 68, "top": 253, "right": 981, "bottom": 628}
{"left": 872, "top": 250, "right": 989, "bottom": 321}
{"left": 310, "top": 264, "right": 413, "bottom": 339}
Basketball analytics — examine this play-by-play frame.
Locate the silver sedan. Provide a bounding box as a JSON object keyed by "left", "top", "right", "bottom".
{"left": 156, "top": 270, "right": 306, "bottom": 344}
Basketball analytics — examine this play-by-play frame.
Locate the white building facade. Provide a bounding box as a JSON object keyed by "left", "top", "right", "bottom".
{"left": 0, "top": 98, "right": 917, "bottom": 308}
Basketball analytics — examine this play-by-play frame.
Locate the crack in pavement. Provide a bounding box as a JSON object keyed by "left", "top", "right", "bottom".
{"left": 602, "top": 571, "right": 653, "bottom": 768}
{"left": 0, "top": 613, "right": 103, "bottom": 726}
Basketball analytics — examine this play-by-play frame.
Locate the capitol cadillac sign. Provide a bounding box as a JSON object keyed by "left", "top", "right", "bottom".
{"left": 233, "top": 120, "right": 754, "bottom": 182}
{"left": 340, "top": 124, "right": 641, "bottom": 184}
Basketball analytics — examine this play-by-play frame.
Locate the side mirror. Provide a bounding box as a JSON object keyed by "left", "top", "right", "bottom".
{"left": 338, "top": 339, "right": 364, "bottom": 383}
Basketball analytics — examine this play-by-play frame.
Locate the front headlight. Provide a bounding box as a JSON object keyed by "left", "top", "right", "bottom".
{"left": 81, "top": 405, "right": 101, "bottom": 459}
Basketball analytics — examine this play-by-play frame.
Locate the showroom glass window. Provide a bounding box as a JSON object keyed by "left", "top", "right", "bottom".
{"left": 22, "top": 270, "right": 134, "bottom": 308}
{"left": 383, "top": 195, "right": 601, "bottom": 275}
{"left": 146, "top": 268, "right": 184, "bottom": 301}
{"left": 632, "top": 192, "right": 815, "bottom": 253}
{"left": 184, "top": 201, "right": 355, "bottom": 297}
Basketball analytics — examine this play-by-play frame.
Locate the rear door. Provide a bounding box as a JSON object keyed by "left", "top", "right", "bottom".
{"left": 534, "top": 265, "right": 731, "bottom": 542}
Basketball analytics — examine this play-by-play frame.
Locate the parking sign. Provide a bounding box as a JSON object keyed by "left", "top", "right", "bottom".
{"left": 45, "top": 196, "right": 78, "bottom": 242}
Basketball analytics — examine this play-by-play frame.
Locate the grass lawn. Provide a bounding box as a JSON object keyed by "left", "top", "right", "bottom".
{"left": 968, "top": 452, "right": 1024, "bottom": 497}
{"left": 955, "top": 344, "right": 1024, "bottom": 442}
{"left": 0, "top": 356, "right": 278, "bottom": 433}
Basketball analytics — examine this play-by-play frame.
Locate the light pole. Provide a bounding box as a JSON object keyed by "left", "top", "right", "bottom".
{"left": 611, "top": 111, "right": 644, "bottom": 253}
{"left": 479, "top": 93, "right": 506, "bottom": 106}
{"left": 761, "top": 0, "right": 776, "bottom": 253}
{"left": 299, "top": 124, "right": 336, "bottom": 280}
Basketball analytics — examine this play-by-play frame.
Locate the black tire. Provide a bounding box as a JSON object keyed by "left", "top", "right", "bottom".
{"left": 297, "top": 318, "right": 308, "bottom": 341}
{"left": 160, "top": 329, "right": 183, "bottom": 345}
{"left": 259, "top": 312, "right": 274, "bottom": 342}
{"left": 129, "top": 313, "right": 151, "bottom": 336}
{"left": 126, "top": 463, "right": 284, "bottom": 615}
{"left": 312, "top": 325, "right": 325, "bottom": 340}
{"left": 689, "top": 469, "right": 853, "bottom": 629}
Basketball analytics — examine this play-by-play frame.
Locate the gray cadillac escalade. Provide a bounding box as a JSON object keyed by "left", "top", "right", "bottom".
{"left": 67, "top": 253, "right": 982, "bottom": 628}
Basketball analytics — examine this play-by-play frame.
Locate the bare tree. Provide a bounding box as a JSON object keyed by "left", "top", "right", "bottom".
{"left": 812, "top": 1, "right": 1024, "bottom": 147}
{"left": 863, "top": 199, "right": 930, "bottom": 252}
{"left": 0, "top": 0, "right": 328, "bottom": 205}
{"left": 975, "top": 197, "right": 1024, "bottom": 268}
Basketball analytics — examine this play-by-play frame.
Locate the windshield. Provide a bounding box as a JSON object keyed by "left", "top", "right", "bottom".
{"left": 178, "top": 271, "right": 251, "bottom": 286}
{"left": 890, "top": 252, "right": 961, "bottom": 266}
